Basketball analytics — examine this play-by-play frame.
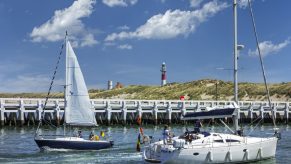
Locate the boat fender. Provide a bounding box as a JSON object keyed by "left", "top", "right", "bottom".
{"left": 225, "top": 151, "right": 232, "bottom": 162}
{"left": 256, "top": 148, "right": 262, "bottom": 159}
{"left": 243, "top": 149, "right": 249, "bottom": 161}
{"left": 205, "top": 151, "right": 213, "bottom": 162}
{"left": 94, "top": 135, "right": 100, "bottom": 141}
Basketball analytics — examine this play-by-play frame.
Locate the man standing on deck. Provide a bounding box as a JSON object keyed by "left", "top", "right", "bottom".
{"left": 194, "top": 120, "right": 202, "bottom": 133}
{"left": 163, "top": 125, "right": 170, "bottom": 144}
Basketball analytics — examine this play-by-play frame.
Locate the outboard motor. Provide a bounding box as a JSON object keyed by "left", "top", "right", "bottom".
{"left": 274, "top": 130, "right": 281, "bottom": 140}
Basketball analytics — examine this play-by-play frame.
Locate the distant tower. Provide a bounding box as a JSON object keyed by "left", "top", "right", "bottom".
{"left": 161, "top": 62, "right": 167, "bottom": 86}
{"left": 108, "top": 80, "right": 113, "bottom": 90}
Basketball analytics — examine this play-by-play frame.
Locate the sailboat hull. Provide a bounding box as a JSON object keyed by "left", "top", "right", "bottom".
{"left": 35, "top": 137, "right": 113, "bottom": 150}
{"left": 143, "top": 133, "right": 278, "bottom": 163}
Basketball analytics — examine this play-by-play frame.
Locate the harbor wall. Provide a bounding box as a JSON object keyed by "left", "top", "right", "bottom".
{"left": 0, "top": 98, "right": 290, "bottom": 126}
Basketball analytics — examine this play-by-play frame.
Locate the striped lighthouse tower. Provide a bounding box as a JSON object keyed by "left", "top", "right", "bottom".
{"left": 161, "top": 62, "right": 167, "bottom": 86}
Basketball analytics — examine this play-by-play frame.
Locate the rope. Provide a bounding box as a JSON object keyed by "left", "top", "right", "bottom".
{"left": 247, "top": 0, "right": 276, "bottom": 129}
{"left": 36, "top": 34, "right": 67, "bottom": 131}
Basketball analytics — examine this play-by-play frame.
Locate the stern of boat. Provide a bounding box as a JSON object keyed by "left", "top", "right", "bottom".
{"left": 143, "top": 145, "right": 162, "bottom": 163}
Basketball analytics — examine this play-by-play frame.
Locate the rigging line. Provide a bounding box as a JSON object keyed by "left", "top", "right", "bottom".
{"left": 38, "top": 34, "right": 67, "bottom": 129}
{"left": 247, "top": 111, "right": 270, "bottom": 136}
{"left": 247, "top": 0, "right": 276, "bottom": 128}
{"left": 246, "top": 114, "right": 262, "bottom": 127}
{"left": 245, "top": 106, "right": 272, "bottom": 128}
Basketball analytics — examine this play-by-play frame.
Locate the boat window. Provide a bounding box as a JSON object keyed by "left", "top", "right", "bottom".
{"left": 213, "top": 139, "right": 224, "bottom": 143}
{"left": 225, "top": 139, "right": 240, "bottom": 142}
{"left": 201, "top": 132, "right": 211, "bottom": 137}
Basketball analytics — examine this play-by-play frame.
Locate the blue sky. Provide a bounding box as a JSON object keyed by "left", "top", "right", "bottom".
{"left": 0, "top": 0, "right": 291, "bottom": 92}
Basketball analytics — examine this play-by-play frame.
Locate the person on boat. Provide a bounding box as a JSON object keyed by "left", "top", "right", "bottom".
{"left": 77, "top": 130, "right": 83, "bottom": 138}
{"left": 89, "top": 131, "right": 94, "bottom": 140}
{"left": 194, "top": 120, "right": 202, "bottom": 133}
{"left": 162, "top": 125, "right": 170, "bottom": 144}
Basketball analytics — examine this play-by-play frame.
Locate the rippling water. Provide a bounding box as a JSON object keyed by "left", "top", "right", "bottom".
{"left": 0, "top": 125, "right": 290, "bottom": 163}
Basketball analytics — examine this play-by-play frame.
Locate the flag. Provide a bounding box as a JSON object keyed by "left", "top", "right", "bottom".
{"left": 136, "top": 133, "right": 141, "bottom": 152}
{"left": 139, "top": 127, "right": 144, "bottom": 135}
{"left": 137, "top": 116, "right": 142, "bottom": 125}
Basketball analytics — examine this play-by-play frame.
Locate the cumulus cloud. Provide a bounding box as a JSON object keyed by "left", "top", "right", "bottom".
{"left": 118, "top": 44, "right": 133, "bottom": 50}
{"left": 238, "top": 0, "right": 268, "bottom": 9}
{"left": 105, "top": 0, "right": 228, "bottom": 41}
{"left": 118, "top": 25, "right": 130, "bottom": 30}
{"left": 0, "top": 75, "right": 65, "bottom": 93}
{"left": 190, "top": 0, "right": 203, "bottom": 8}
{"left": 238, "top": 0, "right": 250, "bottom": 9}
{"left": 102, "top": 0, "right": 138, "bottom": 7}
{"left": 30, "top": 0, "right": 97, "bottom": 47}
{"left": 248, "top": 39, "right": 291, "bottom": 57}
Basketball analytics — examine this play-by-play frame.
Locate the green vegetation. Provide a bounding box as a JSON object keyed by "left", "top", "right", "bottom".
{"left": 1, "top": 79, "right": 291, "bottom": 101}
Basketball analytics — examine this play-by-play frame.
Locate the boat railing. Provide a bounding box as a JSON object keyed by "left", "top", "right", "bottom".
{"left": 148, "top": 144, "right": 161, "bottom": 159}
{"left": 38, "top": 134, "right": 65, "bottom": 137}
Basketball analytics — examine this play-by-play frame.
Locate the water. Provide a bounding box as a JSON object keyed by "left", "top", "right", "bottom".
{"left": 0, "top": 125, "right": 290, "bottom": 163}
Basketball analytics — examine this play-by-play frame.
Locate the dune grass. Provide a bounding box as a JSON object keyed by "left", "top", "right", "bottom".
{"left": 1, "top": 79, "right": 290, "bottom": 101}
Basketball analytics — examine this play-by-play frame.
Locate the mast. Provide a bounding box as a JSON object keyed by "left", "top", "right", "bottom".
{"left": 65, "top": 31, "right": 68, "bottom": 104}
{"left": 64, "top": 31, "right": 68, "bottom": 136}
{"left": 233, "top": 0, "right": 239, "bottom": 133}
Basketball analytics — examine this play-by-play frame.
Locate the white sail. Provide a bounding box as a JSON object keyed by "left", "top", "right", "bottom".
{"left": 65, "top": 40, "right": 97, "bottom": 126}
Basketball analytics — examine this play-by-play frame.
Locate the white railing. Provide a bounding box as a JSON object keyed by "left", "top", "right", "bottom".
{"left": 0, "top": 98, "right": 290, "bottom": 125}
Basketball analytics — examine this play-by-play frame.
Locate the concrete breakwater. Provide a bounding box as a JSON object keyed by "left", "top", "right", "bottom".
{"left": 0, "top": 98, "right": 290, "bottom": 126}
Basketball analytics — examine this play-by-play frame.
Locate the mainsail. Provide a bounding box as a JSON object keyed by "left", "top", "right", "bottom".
{"left": 65, "top": 40, "right": 97, "bottom": 126}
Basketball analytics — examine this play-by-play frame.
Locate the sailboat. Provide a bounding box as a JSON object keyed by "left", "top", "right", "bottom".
{"left": 34, "top": 33, "right": 113, "bottom": 150}
{"left": 142, "top": 0, "right": 279, "bottom": 163}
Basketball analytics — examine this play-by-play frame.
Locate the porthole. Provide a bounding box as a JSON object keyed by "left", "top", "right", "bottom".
{"left": 193, "top": 152, "right": 199, "bottom": 156}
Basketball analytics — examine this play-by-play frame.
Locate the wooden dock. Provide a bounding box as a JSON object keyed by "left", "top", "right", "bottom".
{"left": 0, "top": 98, "right": 290, "bottom": 126}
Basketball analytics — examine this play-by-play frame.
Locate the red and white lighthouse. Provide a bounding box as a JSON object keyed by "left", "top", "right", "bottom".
{"left": 161, "top": 62, "right": 167, "bottom": 86}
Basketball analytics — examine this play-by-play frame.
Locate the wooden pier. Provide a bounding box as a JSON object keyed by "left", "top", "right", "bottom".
{"left": 0, "top": 98, "right": 290, "bottom": 126}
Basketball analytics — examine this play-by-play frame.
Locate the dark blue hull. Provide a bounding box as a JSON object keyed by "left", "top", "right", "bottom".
{"left": 35, "top": 138, "right": 114, "bottom": 150}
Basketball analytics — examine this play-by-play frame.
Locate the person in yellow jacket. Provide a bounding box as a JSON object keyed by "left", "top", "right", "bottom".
{"left": 89, "top": 131, "right": 94, "bottom": 140}
{"left": 100, "top": 131, "right": 105, "bottom": 138}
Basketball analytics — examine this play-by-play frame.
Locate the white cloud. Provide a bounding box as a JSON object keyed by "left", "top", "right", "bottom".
{"left": 80, "top": 33, "right": 98, "bottom": 47}
{"left": 0, "top": 61, "right": 64, "bottom": 93}
{"left": 118, "top": 44, "right": 133, "bottom": 50}
{"left": 248, "top": 39, "right": 290, "bottom": 57}
{"left": 0, "top": 74, "right": 64, "bottom": 93}
{"left": 190, "top": 0, "right": 203, "bottom": 8}
{"left": 238, "top": 0, "right": 267, "bottom": 9}
{"left": 238, "top": 0, "right": 250, "bottom": 9}
{"left": 30, "top": 0, "right": 97, "bottom": 47}
{"left": 102, "top": 0, "right": 138, "bottom": 7}
{"left": 105, "top": 0, "right": 228, "bottom": 41}
{"left": 117, "top": 25, "right": 130, "bottom": 30}
{"left": 104, "top": 42, "right": 116, "bottom": 46}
